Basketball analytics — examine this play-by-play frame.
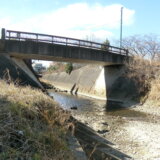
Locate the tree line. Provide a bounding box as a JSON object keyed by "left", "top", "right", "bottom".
{"left": 122, "top": 34, "right": 160, "bottom": 61}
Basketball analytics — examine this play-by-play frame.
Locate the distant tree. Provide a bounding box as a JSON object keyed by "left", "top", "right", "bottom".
{"left": 122, "top": 34, "right": 160, "bottom": 60}
{"left": 65, "top": 63, "right": 73, "bottom": 74}
{"left": 101, "top": 39, "right": 110, "bottom": 51}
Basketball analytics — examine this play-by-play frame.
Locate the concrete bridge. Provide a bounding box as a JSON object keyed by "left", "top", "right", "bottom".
{"left": 0, "top": 29, "right": 128, "bottom": 65}
{"left": 0, "top": 29, "right": 128, "bottom": 98}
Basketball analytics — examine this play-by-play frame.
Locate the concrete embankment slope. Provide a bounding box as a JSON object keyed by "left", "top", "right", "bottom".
{"left": 43, "top": 65, "right": 124, "bottom": 100}
{"left": 0, "top": 54, "right": 43, "bottom": 88}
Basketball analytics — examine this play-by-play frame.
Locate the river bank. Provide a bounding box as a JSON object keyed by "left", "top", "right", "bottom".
{"left": 0, "top": 79, "right": 131, "bottom": 160}
{"left": 0, "top": 80, "right": 77, "bottom": 160}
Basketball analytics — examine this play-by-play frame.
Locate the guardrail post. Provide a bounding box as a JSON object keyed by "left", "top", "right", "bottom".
{"left": 1, "top": 28, "right": 6, "bottom": 40}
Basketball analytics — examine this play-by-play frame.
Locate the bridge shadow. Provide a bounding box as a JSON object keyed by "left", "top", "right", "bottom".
{"left": 104, "top": 65, "right": 141, "bottom": 110}
{"left": 74, "top": 121, "right": 132, "bottom": 160}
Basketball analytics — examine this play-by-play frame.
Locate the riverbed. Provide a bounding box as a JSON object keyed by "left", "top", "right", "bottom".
{"left": 48, "top": 90, "right": 160, "bottom": 160}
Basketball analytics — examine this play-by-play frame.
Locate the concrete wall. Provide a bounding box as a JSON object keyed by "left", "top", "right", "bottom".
{"left": 43, "top": 65, "right": 124, "bottom": 100}
{"left": 11, "top": 57, "right": 44, "bottom": 89}
{"left": 0, "top": 54, "right": 43, "bottom": 89}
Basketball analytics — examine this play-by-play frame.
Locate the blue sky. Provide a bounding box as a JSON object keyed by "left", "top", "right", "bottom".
{"left": 0, "top": 0, "right": 159, "bottom": 43}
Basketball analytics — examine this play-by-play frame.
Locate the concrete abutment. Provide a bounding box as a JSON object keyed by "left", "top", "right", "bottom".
{"left": 0, "top": 54, "right": 44, "bottom": 89}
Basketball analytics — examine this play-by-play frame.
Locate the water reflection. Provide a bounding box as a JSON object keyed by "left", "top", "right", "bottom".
{"left": 48, "top": 90, "right": 107, "bottom": 113}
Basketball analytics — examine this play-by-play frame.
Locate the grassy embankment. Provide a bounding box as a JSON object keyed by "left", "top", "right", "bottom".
{"left": 126, "top": 57, "right": 160, "bottom": 106}
{"left": 0, "top": 80, "right": 75, "bottom": 160}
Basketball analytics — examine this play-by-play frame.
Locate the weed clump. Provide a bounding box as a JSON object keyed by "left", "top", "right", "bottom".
{"left": 65, "top": 63, "right": 73, "bottom": 74}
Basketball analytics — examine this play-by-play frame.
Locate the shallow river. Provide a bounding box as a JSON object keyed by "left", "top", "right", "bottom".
{"left": 48, "top": 90, "right": 148, "bottom": 125}
{"left": 48, "top": 90, "right": 107, "bottom": 112}
{"left": 48, "top": 90, "right": 143, "bottom": 128}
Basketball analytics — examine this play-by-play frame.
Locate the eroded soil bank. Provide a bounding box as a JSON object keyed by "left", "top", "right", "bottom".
{"left": 49, "top": 91, "right": 160, "bottom": 160}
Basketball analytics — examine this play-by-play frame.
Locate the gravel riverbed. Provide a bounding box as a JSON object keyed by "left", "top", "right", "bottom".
{"left": 71, "top": 104, "right": 160, "bottom": 160}
{"left": 49, "top": 91, "right": 160, "bottom": 159}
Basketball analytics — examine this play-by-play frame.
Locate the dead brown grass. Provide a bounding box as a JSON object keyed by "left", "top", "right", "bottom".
{"left": 147, "top": 75, "right": 160, "bottom": 106}
{"left": 126, "top": 56, "right": 160, "bottom": 105}
{"left": 0, "top": 80, "right": 75, "bottom": 160}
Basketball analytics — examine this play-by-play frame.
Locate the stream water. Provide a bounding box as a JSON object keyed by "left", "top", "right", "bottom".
{"left": 48, "top": 90, "right": 148, "bottom": 125}
{"left": 48, "top": 90, "right": 143, "bottom": 130}
{"left": 48, "top": 90, "right": 107, "bottom": 111}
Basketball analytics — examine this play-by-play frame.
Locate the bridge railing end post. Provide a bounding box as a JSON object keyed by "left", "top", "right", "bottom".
{"left": 1, "top": 28, "right": 6, "bottom": 40}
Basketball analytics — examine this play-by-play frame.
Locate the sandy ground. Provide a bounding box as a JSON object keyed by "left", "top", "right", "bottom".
{"left": 71, "top": 104, "right": 160, "bottom": 160}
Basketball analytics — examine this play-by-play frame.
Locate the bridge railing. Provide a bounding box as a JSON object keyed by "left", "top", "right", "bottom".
{"left": 2, "top": 29, "right": 128, "bottom": 56}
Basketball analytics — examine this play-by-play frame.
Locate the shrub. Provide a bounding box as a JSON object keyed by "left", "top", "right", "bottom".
{"left": 65, "top": 63, "right": 73, "bottom": 74}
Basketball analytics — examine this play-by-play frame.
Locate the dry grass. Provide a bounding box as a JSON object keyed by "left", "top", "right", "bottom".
{"left": 0, "top": 80, "right": 75, "bottom": 160}
{"left": 147, "top": 75, "right": 160, "bottom": 106}
{"left": 126, "top": 56, "right": 160, "bottom": 105}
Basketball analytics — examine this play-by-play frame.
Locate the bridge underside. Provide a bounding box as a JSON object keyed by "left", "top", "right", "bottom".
{"left": 1, "top": 40, "right": 127, "bottom": 66}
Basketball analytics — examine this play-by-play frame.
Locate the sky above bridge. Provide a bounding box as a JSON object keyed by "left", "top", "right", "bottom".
{"left": 0, "top": 0, "right": 159, "bottom": 44}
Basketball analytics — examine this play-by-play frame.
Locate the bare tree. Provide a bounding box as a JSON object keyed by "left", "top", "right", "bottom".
{"left": 122, "top": 34, "right": 160, "bottom": 60}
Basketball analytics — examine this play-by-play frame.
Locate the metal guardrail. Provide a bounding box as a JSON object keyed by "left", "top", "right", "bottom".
{"left": 1, "top": 28, "right": 128, "bottom": 56}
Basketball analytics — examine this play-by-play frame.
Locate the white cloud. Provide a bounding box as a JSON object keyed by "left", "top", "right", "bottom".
{"left": 1, "top": 3, "right": 135, "bottom": 42}
{"left": 0, "top": 17, "right": 11, "bottom": 28}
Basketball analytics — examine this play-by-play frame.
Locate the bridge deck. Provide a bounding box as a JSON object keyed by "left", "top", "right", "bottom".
{"left": 0, "top": 29, "right": 128, "bottom": 65}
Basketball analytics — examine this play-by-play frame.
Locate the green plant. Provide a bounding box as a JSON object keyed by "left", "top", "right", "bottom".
{"left": 101, "top": 39, "right": 110, "bottom": 51}
{"left": 65, "top": 63, "right": 73, "bottom": 74}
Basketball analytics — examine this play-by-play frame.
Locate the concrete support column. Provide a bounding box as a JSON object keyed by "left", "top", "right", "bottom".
{"left": 94, "top": 65, "right": 124, "bottom": 100}
{"left": 94, "top": 67, "right": 107, "bottom": 99}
